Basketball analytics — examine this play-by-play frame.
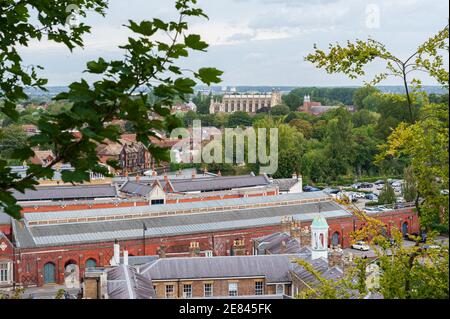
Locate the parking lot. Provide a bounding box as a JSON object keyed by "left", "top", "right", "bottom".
{"left": 344, "top": 236, "right": 449, "bottom": 259}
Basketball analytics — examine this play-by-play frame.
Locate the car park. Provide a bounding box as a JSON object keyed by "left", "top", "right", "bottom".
{"left": 351, "top": 241, "right": 370, "bottom": 251}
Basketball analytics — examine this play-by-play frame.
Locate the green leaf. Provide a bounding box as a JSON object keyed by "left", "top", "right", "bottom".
{"left": 86, "top": 58, "right": 108, "bottom": 74}
{"left": 195, "top": 68, "right": 223, "bottom": 85}
{"left": 184, "top": 34, "right": 208, "bottom": 51}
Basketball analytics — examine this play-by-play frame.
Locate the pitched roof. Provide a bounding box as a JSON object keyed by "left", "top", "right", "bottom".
{"left": 14, "top": 195, "right": 349, "bottom": 248}
{"left": 254, "top": 232, "right": 302, "bottom": 254}
{"left": 107, "top": 264, "right": 156, "bottom": 299}
{"left": 0, "top": 211, "right": 11, "bottom": 225}
{"left": 158, "top": 174, "right": 271, "bottom": 193}
{"left": 11, "top": 184, "right": 118, "bottom": 201}
{"left": 140, "top": 254, "right": 301, "bottom": 283}
{"left": 271, "top": 178, "right": 300, "bottom": 192}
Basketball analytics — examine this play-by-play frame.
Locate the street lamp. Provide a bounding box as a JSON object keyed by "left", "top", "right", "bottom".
{"left": 142, "top": 222, "right": 147, "bottom": 256}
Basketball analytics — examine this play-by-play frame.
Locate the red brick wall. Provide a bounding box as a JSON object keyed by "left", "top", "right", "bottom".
{"left": 8, "top": 208, "right": 419, "bottom": 287}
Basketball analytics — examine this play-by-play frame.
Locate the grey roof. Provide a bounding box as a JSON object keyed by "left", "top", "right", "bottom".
{"left": 107, "top": 264, "right": 156, "bottom": 299}
{"left": 13, "top": 200, "right": 349, "bottom": 248}
{"left": 271, "top": 179, "right": 300, "bottom": 192}
{"left": 140, "top": 254, "right": 302, "bottom": 283}
{"left": 0, "top": 211, "right": 12, "bottom": 225}
{"left": 290, "top": 257, "right": 344, "bottom": 284}
{"left": 255, "top": 232, "right": 302, "bottom": 254}
{"left": 158, "top": 174, "right": 271, "bottom": 193}
{"left": 11, "top": 184, "right": 118, "bottom": 201}
{"left": 23, "top": 191, "right": 332, "bottom": 224}
{"left": 120, "top": 181, "right": 152, "bottom": 197}
{"left": 119, "top": 256, "right": 159, "bottom": 266}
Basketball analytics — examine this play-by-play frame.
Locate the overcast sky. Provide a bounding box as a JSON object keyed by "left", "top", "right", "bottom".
{"left": 20, "top": 0, "right": 449, "bottom": 86}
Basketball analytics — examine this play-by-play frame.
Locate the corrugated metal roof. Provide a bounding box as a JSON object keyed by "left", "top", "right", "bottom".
{"left": 24, "top": 191, "right": 331, "bottom": 223}
{"left": 12, "top": 184, "right": 118, "bottom": 201}
{"left": 19, "top": 202, "right": 349, "bottom": 247}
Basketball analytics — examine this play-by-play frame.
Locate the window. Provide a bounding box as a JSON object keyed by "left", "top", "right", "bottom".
{"left": 204, "top": 250, "right": 213, "bottom": 258}
{"left": 276, "top": 284, "right": 284, "bottom": 295}
{"left": 0, "top": 262, "right": 10, "bottom": 283}
{"left": 151, "top": 199, "right": 164, "bottom": 205}
{"left": 85, "top": 258, "right": 97, "bottom": 269}
{"left": 183, "top": 284, "right": 192, "bottom": 298}
{"left": 204, "top": 283, "right": 213, "bottom": 297}
{"left": 255, "top": 281, "right": 264, "bottom": 295}
{"left": 165, "top": 285, "right": 175, "bottom": 298}
{"left": 228, "top": 282, "right": 238, "bottom": 296}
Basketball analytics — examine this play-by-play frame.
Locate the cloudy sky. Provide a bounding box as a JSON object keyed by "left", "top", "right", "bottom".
{"left": 21, "top": 0, "right": 449, "bottom": 86}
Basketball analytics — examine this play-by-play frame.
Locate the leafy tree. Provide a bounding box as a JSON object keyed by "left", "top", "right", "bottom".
{"left": 402, "top": 166, "right": 418, "bottom": 203}
{"left": 351, "top": 125, "right": 380, "bottom": 177}
{"left": 377, "top": 103, "right": 449, "bottom": 230}
{"left": 323, "top": 108, "right": 354, "bottom": 180}
{"left": 282, "top": 93, "right": 302, "bottom": 111}
{"left": 306, "top": 24, "right": 449, "bottom": 122}
{"left": 269, "top": 104, "right": 290, "bottom": 116}
{"left": 353, "top": 85, "right": 380, "bottom": 109}
{"left": 289, "top": 119, "right": 313, "bottom": 139}
{"left": 352, "top": 109, "right": 380, "bottom": 128}
{"left": 0, "top": 0, "right": 222, "bottom": 218}
{"left": 191, "top": 91, "right": 211, "bottom": 114}
{"left": 0, "top": 125, "right": 28, "bottom": 165}
{"left": 378, "top": 179, "right": 396, "bottom": 205}
{"left": 227, "top": 111, "right": 252, "bottom": 127}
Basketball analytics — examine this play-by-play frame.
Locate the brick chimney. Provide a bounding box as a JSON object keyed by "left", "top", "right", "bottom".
{"left": 281, "top": 216, "right": 292, "bottom": 234}
{"left": 157, "top": 245, "right": 167, "bottom": 258}
{"left": 299, "top": 226, "right": 311, "bottom": 248}
{"left": 189, "top": 241, "right": 200, "bottom": 257}
{"left": 328, "top": 246, "right": 344, "bottom": 268}
{"left": 232, "top": 238, "right": 247, "bottom": 256}
{"left": 290, "top": 220, "right": 301, "bottom": 238}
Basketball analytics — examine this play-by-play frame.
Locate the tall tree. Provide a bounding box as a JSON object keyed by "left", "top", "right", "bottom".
{"left": 306, "top": 24, "right": 449, "bottom": 123}
{"left": 0, "top": 0, "right": 222, "bottom": 218}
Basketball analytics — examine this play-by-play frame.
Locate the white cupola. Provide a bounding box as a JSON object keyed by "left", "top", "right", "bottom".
{"left": 311, "top": 214, "right": 329, "bottom": 260}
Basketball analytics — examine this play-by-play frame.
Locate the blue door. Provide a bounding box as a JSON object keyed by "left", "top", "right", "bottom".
{"left": 402, "top": 222, "right": 408, "bottom": 236}
{"left": 43, "top": 263, "right": 56, "bottom": 284}
{"left": 332, "top": 232, "right": 340, "bottom": 246}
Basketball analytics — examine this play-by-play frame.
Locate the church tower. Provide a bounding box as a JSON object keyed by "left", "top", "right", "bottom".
{"left": 311, "top": 214, "right": 329, "bottom": 260}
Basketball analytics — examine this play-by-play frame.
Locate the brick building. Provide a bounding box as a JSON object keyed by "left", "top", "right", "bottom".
{"left": 0, "top": 191, "right": 418, "bottom": 288}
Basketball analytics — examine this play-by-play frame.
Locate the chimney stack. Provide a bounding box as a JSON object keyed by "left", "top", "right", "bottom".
{"left": 112, "top": 239, "right": 120, "bottom": 265}
{"left": 281, "top": 216, "right": 292, "bottom": 234}
{"left": 189, "top": 241, "right": 200, "bottom": 257}
{"left": 299, "top": 226, "right": 311, "bottom": 248}
{"left": 328, "top": 246, "right": 344, "bottom": 269}
{"left": 157, "top": 245, "right": 166, "bottom": 258}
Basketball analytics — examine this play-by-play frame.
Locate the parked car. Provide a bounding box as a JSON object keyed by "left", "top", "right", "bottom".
{"left": 440, "top": 189, "right": 449, "bottom": 195}
{"left": 365, "top": 193, "right": 379, "bottom": 201}
{"left": 359, "top": 182, "right": 374, "bottom": 189}
{"left": 350, "top": 183, "right": 361, "bottom": 189}
{"left": 374, "top": 180, "right": 385, "bottom": 185}
{"left": 391, "top": 181, "right": 403, "bottom": 187}
{"left": 396, "top": 197, "right": 406, "bottom": 203}
{"left": 354, "top": 192, "right": 366, "bottom": 199}
{"left": 303, "top": 185, "right": 321, "bottom": 192}
{"left": 351, "top": 241, "right": 370, "bottom": 251}
{"left": 322, "top": 188, "right": 340, "bottom": 195}
{"left": 377, "top": 205, "right": 393, "bottom": 212}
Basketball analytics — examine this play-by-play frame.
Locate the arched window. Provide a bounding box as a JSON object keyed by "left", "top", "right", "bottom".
{"left": 332, "top": 232, "right": 340, "bottom": 247}
{"left": 85, "top": 258, "right": 97, "bottom": 269}
{"left": 43, "top": 262, "right": 56, "bottom": 284}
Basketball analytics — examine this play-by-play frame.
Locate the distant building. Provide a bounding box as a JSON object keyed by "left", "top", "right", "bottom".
{"left": 298, "top": 95, "right": 341, "bottom": 115}
{"left": 210, "top": 91, "right": 282, "bottom": 114}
